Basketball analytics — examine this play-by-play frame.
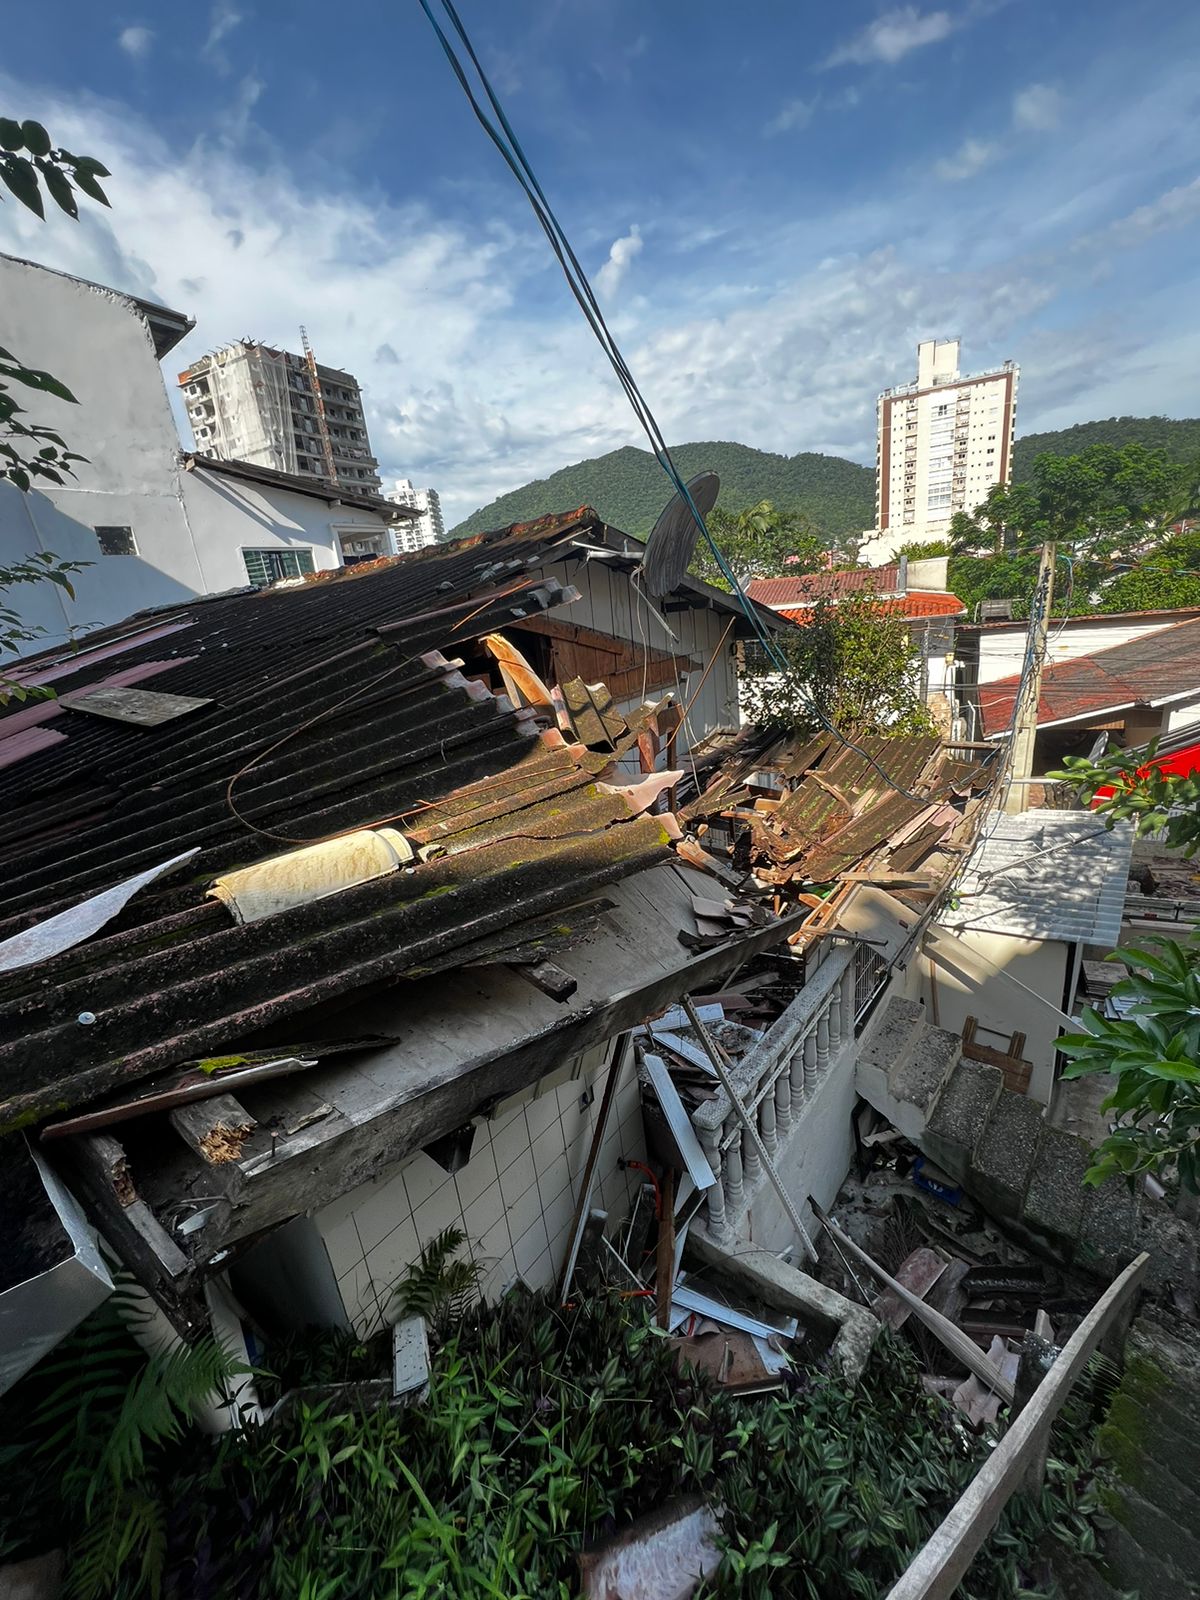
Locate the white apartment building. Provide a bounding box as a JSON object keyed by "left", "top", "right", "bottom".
{"left": 389, "top": 478, "right": 445, "bottom": 551}
{"left": 864, "top": 338, "right": 1018, "bottom": 565}
{"left": 179, "top": 340, "right": 382, "bottom": 494}
{"left": 0, "top": 255, "right": 405, "bottom": 648}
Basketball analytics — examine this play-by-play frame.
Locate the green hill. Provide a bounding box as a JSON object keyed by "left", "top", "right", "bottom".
{"left": 450, "top": 442, "right": 875, "bottom": 541}
{"left": 1012, "top": 416, "right": 1200, "bottom": 480}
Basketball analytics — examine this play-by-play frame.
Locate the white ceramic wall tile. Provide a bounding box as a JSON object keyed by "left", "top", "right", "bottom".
{"left": 539, "top": 1151, "right": 572, "bottom": 1210}
{"left": 540, "top": 1185, "right": 577, "bottom": 1249}
{"left": 511, "top": 1217, "right": 551, "bottom": 1284}
{"left": 503, "top": 1179, "right": 545, "bottom": 1246}
{"left": 362, "top": 1218, "right": 419, "bottom": 1308}
{"left": 400, "top": 1152, "right": 450, "bottom": 1213}
{"left": 490, "top": 1113, "right": 533, "bottom": 1179}
{"left": 472, "top": 1213, "right": 514, "bottom": 1279}
{"left": 524, "top": 1087, "right": 563, "bottom": 1141}
{"left": 412, "top": 1180, "right": 465, "bottom": 1247}
{"left": 347, "top": 1169, "right": 411, "bottom": 1255}
{"left": 461, "top": 1182, "right": 505, "bottom": 1244}
{"left": 531, "top": 1118, "right": 565, "bottom": 1173}
{"left": 498, "top": 1147, "right": 537, "bottom": 1208}
{"left": 452, "top": 1139, "right": 498, "bottom": 1210}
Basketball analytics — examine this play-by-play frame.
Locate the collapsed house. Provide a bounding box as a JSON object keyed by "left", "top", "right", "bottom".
{"left": 0, "top": 505, "right": 802, "bottom": 1378}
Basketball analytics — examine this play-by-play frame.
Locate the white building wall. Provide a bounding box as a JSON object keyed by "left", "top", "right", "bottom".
{"left": 976, "top": 615, "right": 1192, "bottom": 685}
{"left": 181, "top": 469, "right": 392, "bottom": 591}
{"left": 0, "top": 256, "right": 210, "bottom": 647}
{"left": 1164, "top": 689, "right": 1200, "bottom": 732}
{"left": 315, "top": 1040, "right": 647, "bottom": 1329}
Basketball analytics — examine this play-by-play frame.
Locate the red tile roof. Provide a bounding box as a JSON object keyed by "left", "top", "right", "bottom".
{"left": 747, "top": 566, "right": 901, "bottom": 606}
{"left": 980, "top": 615, "right": 1200, "bottom": 735}
{"left": 780, "top": 591, "right": 965, "bottom": 626}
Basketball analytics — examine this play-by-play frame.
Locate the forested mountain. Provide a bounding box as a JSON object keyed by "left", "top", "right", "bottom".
{"left": 1012, "top": 416, "right": 1200, "bottom": 479}
{"left": 450, "top": 442, "right": 875, "bottom": 541}
{"left": 450, "top": 419, "right": 1200, "bottom": 544}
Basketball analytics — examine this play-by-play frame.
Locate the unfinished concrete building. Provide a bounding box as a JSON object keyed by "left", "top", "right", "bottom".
{"left": 178, "top": 339, "right": 382, "bottom": 493}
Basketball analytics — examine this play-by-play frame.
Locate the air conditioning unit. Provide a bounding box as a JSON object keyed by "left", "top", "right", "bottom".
{"left": 978, "top": 598, "right": 1015, "bottom": 621}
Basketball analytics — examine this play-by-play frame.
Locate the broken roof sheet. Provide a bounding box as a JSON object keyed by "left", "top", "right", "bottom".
{"left": 941, "top": 811, "right": 1134, "bottom": 944}
{"left": 0, "top": 506, "right": 757, "bottom": 1132}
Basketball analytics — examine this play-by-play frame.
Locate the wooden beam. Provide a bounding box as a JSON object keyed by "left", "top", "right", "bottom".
{"left": 883, "top": 1253, "right": 1148, "bottom": 1600}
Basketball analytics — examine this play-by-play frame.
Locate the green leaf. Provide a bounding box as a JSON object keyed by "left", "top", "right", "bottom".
{"left": 1142, "top": 1058, "right": 1200, "bottom": 1084}
{"left": 39, "top": 161, "right": 78, "bottom": 219}
{"left": 1, "top": 155, "right": 44, "bottom": 217}
{"left": 72, "top": 155, "right": 112, "bottom": 178}
{"left": 0, "top": 118, "right": 23, "bottom": 151}
{"left": 72, "top": 169, "right": 110, "bottom": 208}
{"left": 20, "top": 120, "right": 52, "bottom": 158}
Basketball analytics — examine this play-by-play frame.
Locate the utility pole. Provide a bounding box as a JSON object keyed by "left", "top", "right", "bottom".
{"left": 1004, "top": 541, "right": 1055, "bottom": 815}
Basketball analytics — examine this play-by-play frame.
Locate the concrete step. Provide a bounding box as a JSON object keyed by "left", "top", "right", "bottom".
{"left": 856, "top": 997, "right": 925, "bottom": 1079}
{"left": 887, "top": 1023, "right": 961, "bottom": 1114}
{"left": 1101, "top": 1488, "right": 1200, "bottom": 1598}
{"left": 1100, "top": 1519, "right": 1199, "bottom": 1600}
{"left": 970, "top": 1087, "right": 1046, "bottom": 1221}
{"left": 1097, "top": 1412, "right": 1200, "bottom": 1529}
{"left": 1022, "top": 1127, "right": 1092, "bottom": 1245}
{"left": 1050, "top": 1551, "right": 1127, "bottom": 1600}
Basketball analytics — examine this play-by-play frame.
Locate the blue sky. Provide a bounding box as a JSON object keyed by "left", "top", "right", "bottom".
{"left": 2, "top": 1, "right": 1198, "bottom": 524}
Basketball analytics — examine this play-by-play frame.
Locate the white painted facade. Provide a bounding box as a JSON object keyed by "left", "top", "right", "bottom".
{"left": 0, "top": 255, "right": 398, "bottom": 651}
{"left": 974, "top": 612, "right": 1200, "bottom": 685}
{"left": 866, "top": 338, "right": 1018, "bottom": 564}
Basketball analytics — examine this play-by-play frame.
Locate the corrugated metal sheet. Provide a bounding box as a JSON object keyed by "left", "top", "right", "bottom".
{"left": 943, "top": 812, "right": 1135, "bottom": 944}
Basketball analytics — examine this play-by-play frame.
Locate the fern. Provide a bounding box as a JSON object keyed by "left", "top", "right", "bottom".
{"left": 22, "top": 1286, "right": 238, "bottom": 1599}
{"left": 389, "top": 1226, "right": 481, "bottom": 1329}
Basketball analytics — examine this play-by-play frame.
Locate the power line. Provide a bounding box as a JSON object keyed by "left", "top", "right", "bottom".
{"left": 417, "top": 0, "right": 940, "bottom": 805}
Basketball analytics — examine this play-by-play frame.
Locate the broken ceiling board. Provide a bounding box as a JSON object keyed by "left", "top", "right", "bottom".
{"left": 58, "top": 685, "right": 212, "bottom": 726}
{"left": 643, "top": 1054, "right": 717, "bottom": 1191}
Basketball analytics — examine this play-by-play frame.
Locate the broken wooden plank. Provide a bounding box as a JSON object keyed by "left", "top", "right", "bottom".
{"left": 169, "top": 1094, "right": 257, "bottom": 1166}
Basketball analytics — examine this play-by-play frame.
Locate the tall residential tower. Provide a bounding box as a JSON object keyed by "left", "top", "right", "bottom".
{"left": 868, "top": 338, "right": 1018, "bottom": 563}
{"left": 178, "top": 339, "right": 382, "bottom": 493}
{"left": 389, "top": 479, "right": 445, "bottom": 552}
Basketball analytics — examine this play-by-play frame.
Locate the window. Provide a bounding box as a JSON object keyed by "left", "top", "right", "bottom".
{"left": 242, "top": 548, "right": 316, "bottom": 586}
{"left": 95, "top": 525, "right": 136, "bottom": 556}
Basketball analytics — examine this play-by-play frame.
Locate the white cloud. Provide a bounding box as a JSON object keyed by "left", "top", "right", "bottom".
{"left": 825, "top": 7, "right": 956, "bottom": 68}
{"left": 934, "top": 138, "right": 998, "bottom": 181}
{"left": 1100, "top": 175, "right": 1200, "bottom": 248}
{"left": 1013, "top": 83, "right": 1061, "bottom": 131}
{"left": 118, "top": 25, "right": 154, "bottom": 61}
{"left": 204, "top": 0, "right": 242, "bottom": 67}
{"left": 596, "top": 225, "right": 643, "bottom": 298}
{"left": 764, "top": 98, "right": 817, "bottom": 137}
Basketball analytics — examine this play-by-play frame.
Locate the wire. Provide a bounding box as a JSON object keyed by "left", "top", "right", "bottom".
{"left": 416, "top": 0, "right": 940, "bottom": 808}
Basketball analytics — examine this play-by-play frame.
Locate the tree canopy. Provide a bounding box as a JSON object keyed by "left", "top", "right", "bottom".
{"left": 687, "top": 498, "right": 826, "bottom": 591}
{"left": 946, "top": 441, "right": 1200, "bottom": 619}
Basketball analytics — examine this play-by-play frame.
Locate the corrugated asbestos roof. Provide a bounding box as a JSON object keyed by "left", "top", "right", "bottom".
{"left": 0, "top": 507, "right": 714, "bottom": 1131}
{"left": 942, "top": 812, "right": 1134, "bottom": 944}
{"left": 981, "top": 615, "right": 1200, "bottom": 734}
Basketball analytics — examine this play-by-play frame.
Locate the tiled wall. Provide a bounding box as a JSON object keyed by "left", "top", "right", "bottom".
{"left": 315, "top": 1038, "right": 648, "bottom": 1331}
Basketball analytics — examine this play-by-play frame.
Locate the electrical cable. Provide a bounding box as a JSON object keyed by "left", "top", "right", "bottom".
{"left": 417, "top": 0, "right": 940, "bottom": 807}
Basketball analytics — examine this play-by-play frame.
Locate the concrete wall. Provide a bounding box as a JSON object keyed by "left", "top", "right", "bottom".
{"left": 901, "top": 933, "right": 1069, "bottom": 1104}
{"left": 315, "top": 1040, "right": 648, "bottom": 1331}
{"left": 181, "top": 468, "right": 383, "bottom": 592}
{"left": 0, "top": 257, "right": 204, "bottom": 645}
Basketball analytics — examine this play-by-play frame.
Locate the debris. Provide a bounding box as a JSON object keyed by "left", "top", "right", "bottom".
{"left": 209, "top": 827, "right": 414, "bottom": 925}
{"left": 911, "top": 1157, "right": 963, "bottom": 1207}
{"left": 670, "top": 1283, "right": 798, "bottom": 1342}
{"left": 671, "top": 1330, "right": 786, "bottom": 1394}
{"left": 578, "top": 1495, "right": 723, "bottom": 1600}
{"left": 392, "top": 1315, "right": 430, "bottom": 1400}
{"left": 513, "top": 958, "right": 578, "bottom": 1001}
{"left": 641, "top": 1055, "right": 717, "bottom": 1193}
{"left": 811, "top": 1204, "right": 1015, "bottom": 1404}
{"left": 656, "top": 1169, "right": 676, "bottom": 1331}
{"left": 0, "top": 847, "right": 199, "bottom": 975}
{"left": 170, "top": 1095, "right": 257, "bottom": 1166}
{"left": 870, "top": 1247, "right": 948, "bottom": 1330}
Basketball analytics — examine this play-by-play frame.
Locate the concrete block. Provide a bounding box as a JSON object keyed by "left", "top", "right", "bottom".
{"left": 971, "top": 1091, "right": 1045, "bottom": 1218}
{"left": 1078, "top": 1182, "right": 1139, "bottom": 1275}
{"left": 888, "top": 1026, "right": 960, "bottom": 1113}
{"left": 856, "top": 998, "right": 924, "bottom": 1077}
{"left": 1022, "top": 1127, "right": 1091, "bottom": 1243}
{"left": 684, "top": 1232, "right": 878, "bottom": 1385}
{"left": 928, "top": 1060, "right": 1002, "bottom": 1148}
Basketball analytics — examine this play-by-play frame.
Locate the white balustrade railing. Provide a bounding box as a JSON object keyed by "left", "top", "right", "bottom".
{"left": 690, "top": 945, "right": 859, "bottom": 1240}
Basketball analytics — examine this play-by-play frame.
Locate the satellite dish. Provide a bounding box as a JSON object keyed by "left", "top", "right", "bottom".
{"left": 640, "top": 471, "right": 720, "bottom": 598}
